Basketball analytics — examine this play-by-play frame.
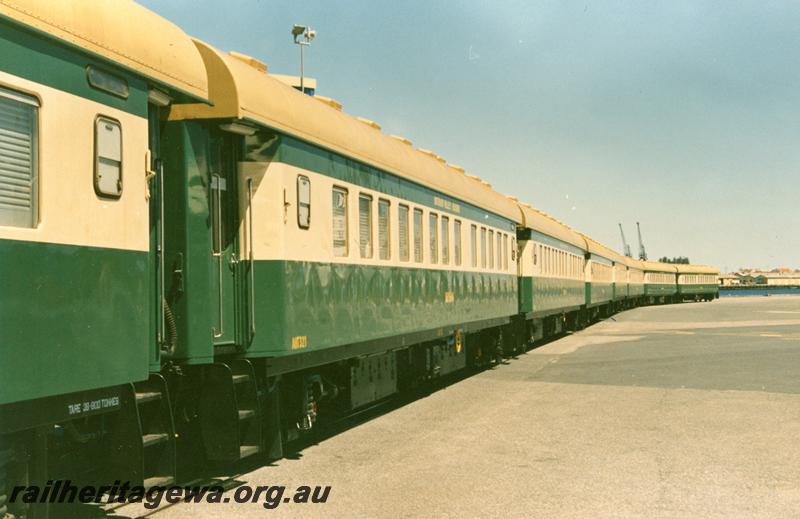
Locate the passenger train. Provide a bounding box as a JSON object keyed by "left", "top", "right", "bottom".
{"left": 0, "top": 1, "right": 719, "bottom": 516}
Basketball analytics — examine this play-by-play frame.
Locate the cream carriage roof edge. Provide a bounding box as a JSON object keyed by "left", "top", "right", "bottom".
{"left": 624, "top": 256, "right": 645, "bottom": 270}
{"left": 579, "top": 232, "right": 626, "bottom": 263}
{"left": 0, "top": 0, "right": 208, "bottom": 100}
{"left": 517, "top": 204, "right": 586, "bottom": 250}
{"left": 640, "top": 260, "right": 679, "bottom": 273}
{"left": 169, "top": 39, "right": 521, "bottom": 222}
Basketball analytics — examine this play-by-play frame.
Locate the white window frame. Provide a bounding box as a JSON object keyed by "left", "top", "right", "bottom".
{"left": 94, "top": 115, "right": 123, "bottom": 198}
{"left": 332, "top": 186, "right": 349, "bottom": 257}
{"left": 297, "top": 175, "right": 311, "bottom": 229}
{"left": 0, "top": 86, "right": 39, "bottom": 228}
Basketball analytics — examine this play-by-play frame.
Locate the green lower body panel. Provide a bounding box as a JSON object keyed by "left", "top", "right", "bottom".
{"left": 645, "top": 283, "right": 677, "bottom": 296}
{"left": 588, "top": 282, "right": 613, "bottom": 306}
{"left": 613, "top": 283, "right": 628, "bottom": 301}
{"left": 523, "top": 276, "right": 584, "bottom": 314}
{"left": 629, "top": 284, "right": 645, "bottom": 297}
{"left": 0, "top": 239, "right": 149, "bottom": 405}
{"left": 247, "top": 261, "right": 517, "bottom": 357}
{"left": 678, "top": 284, "right": 719, "bottom": 295}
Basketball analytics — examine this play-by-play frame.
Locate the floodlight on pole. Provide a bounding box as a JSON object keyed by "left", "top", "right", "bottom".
{"left": 292, "top": 24, "right": 316, "bottom": 94}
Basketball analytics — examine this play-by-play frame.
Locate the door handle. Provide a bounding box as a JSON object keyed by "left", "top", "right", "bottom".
{"left": 212, "top": 173, "right": 224, "bottom": 339}
{"left": 247, "top": 178, "right": 256, "bottom": 337}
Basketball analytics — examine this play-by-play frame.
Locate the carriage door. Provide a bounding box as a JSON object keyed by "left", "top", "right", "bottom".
{"left": 210, "top": 133, "right": 239, "bottom": 345}
{"left": 148, "top": 102, "right": 164, "bottom": 365}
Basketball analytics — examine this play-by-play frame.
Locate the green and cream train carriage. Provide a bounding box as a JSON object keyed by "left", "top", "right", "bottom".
{"left": 676, "top": 264, "right": 719, "bottom": 301}
{"left": 0, "top": 1, "right": 725, "bottom": 514}
{"left": 161, "top": 39, "right": 522, "bottom": 456}
{"left": 626, "top": 256, "right": 646, "bottom": 303}
{"left": 0, "top": 0, "right": 211, "bottom": 494}
{"left": 642, "top": 260, "right": 679, "bottom": 303}
{"left": 608, "top": 246, "right": 629, "bottom": 308}
{"left": 581, "top": 234, "right": 616, "bottom": 318}
{"left": 516, "top": 203, "right": 586, "bottom": 337}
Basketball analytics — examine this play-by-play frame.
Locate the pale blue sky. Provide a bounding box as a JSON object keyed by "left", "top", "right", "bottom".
{"left": 142, "top": 0, "right": 800, "bottom": 271}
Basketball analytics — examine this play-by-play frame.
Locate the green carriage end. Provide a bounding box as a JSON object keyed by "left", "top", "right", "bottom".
{"left": 0, "top": 21, "right": 155, "bottom": 406}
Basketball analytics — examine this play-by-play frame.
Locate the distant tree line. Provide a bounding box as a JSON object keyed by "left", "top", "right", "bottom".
{"left": 658, "top": 256, "right": 690, "bottom": 264}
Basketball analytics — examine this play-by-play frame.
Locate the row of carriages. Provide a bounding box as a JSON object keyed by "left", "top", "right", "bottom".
{"left": 0, "top": 2, "right": 719, "bottom": 514}
{"left": 516, "top": 202, "right": 718, "bottom": 340}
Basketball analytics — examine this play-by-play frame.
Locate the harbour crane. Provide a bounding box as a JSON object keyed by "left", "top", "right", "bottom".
{"left": 618, "top": 223, "right": 632, "bottom": 258}
{"left": 636, "top": 221, "right": 648, "bottom": 261}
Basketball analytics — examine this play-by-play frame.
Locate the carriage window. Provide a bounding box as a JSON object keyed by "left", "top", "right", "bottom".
{"left": 429, "top": 212, "right": 438, "bottom": 264}
{"left": 0, "top": 87, "right": 38, "bottom": 228}
{"left": 480, "top": 227, "right": 487, "bottom": 268}
{"left": 87, "top": 66, "right": 129, "bottom": 99}
{"left": 470, "top": 224, "right": 477, "bottom": 267}
{"left": 544, "top": 247, "right": 549, "bottom": 273}
{"left": 498, "top": 233, "right": 504, "bottom": 270}
{"left": 441, "top": 216, "right": 449, "bottom": 265}
{"left": 399, "top": 204, "right": 410, "bottom": 261}
{"left": 297, "top": 175, "right": 311, "bottom": 228}
{"left": 488, "top": 230, "right": 494, "bottom": 269}
{"left": 454, "top": 220, "right": 462, "bottom": 266}
{"left": 503, "top": 234, "right": 508, "bottom": 270}
{"left": 378, "top": 198, "right": 390, "bottom": 260}
{"left": 359, "top": 194, "right": 373, "bottom": 258}
{"left": 332, "top": 187, "right": 348, "bottom": 256}
{"left": 413, "top": 208, "right": 423, "bottom": 263}
{"left": 95, "top": 116, "right": 122, "bottom": 198}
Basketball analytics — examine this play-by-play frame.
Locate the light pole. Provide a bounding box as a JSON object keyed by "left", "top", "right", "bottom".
{"left": 292, "top": 24, "right": 316, "bottom": 94}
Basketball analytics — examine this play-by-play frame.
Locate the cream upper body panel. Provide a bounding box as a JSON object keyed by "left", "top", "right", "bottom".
{"left": 0, "top": 0, "right": 208, "bottom": 100}
{"left": 238, "top": 161, "right": 517, "bottom": 273}
{"left": 0, "top": 70, "right": 148, "bottom": 251}
{"left": 169, "top": 39, "right": 520, "bottom": 223}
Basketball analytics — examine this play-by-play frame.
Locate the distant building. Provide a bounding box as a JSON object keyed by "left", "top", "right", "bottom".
{"left": 719, "top": 271, "right": 800, "bottom": 286}
{"left": 764, "top": 273, "right": 800, "bottom": 286}
{"left": 719, "top": 274, "right": 742, "bottom": 286}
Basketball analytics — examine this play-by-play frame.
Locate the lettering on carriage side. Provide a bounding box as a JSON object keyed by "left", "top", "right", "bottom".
{"left": 67, "top": 396, "right": 120, "bottom": 416}
{"left": 444, "top": 291, "right": 455, "bottom": 304}
{"left": 291, "top": 336, "right": 308, "bottom": 350}
{"left": 433, "top": 196, "right": 461, "bottom": 214}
